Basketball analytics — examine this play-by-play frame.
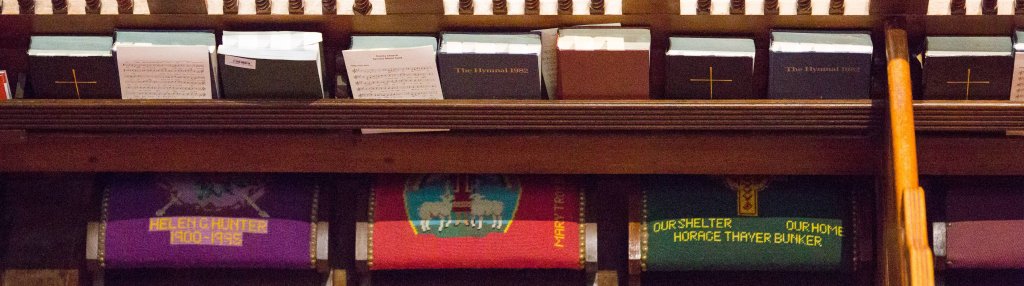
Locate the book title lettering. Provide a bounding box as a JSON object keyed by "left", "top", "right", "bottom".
{"left": 784, "top": 66, "right": 861, "bottom": 73}
{"left": 373, "top": 54, "right": 405, "bottom": 60}
{"left": 225, "top": 56, "right": 256, "bottom": 70}
{"left": 453, "top": 67, "right": 530, "bottom": 74}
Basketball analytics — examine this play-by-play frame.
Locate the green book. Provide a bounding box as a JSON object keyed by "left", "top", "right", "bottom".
{"left": 28, "top": 36, "right": 120, "bottom": 99}
{"left": 643, "top": 176, "right": 862, "bottom": 271}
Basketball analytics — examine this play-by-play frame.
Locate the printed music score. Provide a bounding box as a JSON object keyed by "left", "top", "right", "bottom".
{"left": 343, "top": 46, "right": 443, "bottom": 100}
{"left": 116, "top": 45, "right": 213, "bottom": 99}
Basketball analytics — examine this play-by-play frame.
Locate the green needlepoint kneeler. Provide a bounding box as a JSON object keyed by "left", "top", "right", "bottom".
{"left": 368, "top": 174, "right": 586, "bottom": 270}
{"left": 641, "top": 176, "right": 862, "bottom": 272}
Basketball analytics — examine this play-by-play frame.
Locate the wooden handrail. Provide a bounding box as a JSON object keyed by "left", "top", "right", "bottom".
{"left": 883, "top": 20, "right": 935, "bottom": 286}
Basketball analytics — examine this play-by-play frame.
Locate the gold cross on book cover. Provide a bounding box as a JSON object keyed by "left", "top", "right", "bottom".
{"left": 690, "top": 66, "right": 733, "bottom": 99}
{"left": 946, "top": 68, "right": 990, "bottom": 100}
{"left": 54, "top": 69, "right": 97, "bottom": 99}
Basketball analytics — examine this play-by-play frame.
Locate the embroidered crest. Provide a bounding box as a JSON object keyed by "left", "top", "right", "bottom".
{"left": 725, "top": 176, "right": 771, "bottom": 217}
{"left": 154, "top": 176, "right": 270, "bottom": 218}
{"left": 403, "top": 174, "right": 521, "bottom": 238}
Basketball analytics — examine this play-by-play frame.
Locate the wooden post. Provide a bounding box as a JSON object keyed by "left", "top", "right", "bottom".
{"left": 882, "top": 20, "right": 935, "bottom": 286}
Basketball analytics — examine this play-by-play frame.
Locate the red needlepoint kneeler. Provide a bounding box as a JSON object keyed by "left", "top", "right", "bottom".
{"left": 369, "top": 174, "right": 584, "bottom": 270}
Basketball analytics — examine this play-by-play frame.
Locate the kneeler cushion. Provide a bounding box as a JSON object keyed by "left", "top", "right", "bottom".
{"left": 643, "top": 176, "right": 859, "bottom": 271}
{"left": 370, "top": 174, "right": 584, "bottom": 270}
{"left": 943, "top": 178, "right": 1024, "bottom": 269}
{"left": 102, "top": 174, "right": 320, "bottom": 269}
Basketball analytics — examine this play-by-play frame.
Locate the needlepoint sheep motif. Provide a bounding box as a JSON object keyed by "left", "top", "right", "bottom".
{"left": 403, "top": 174, "right": 521, "bottom": 238}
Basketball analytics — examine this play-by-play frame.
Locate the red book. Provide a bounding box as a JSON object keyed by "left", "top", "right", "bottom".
{"left": 370, "top": 174, "right": 584, "bottom": 270}
{"left": 0, "top": 70, "right": 10, "bottom": 100}
{"left": 556, "top": 28, "right": 651, "bottom": 99}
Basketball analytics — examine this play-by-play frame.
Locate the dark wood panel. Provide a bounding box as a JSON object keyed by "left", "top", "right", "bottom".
{"left": 0, "top": 131, "right": 878, "bottom": 174}
{"left": 917, "top": 136, "right": 1024, "bottom": 175}
{"left": 1, "top": 173, "right": 95, "bottom": 276}
{"left": 0, "top": 99, "right": 882, "bottom": 131}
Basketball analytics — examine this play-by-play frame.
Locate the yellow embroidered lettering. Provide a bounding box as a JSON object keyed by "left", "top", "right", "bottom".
{"left": 552, "top": 190, "right": 568, "bottom": 248}
{"left": 149, "top": 216, "right": 270, "bottom": 247}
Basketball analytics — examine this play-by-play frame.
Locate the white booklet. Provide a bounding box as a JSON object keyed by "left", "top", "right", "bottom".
{"left": 114, "top": 31, "right": 218, "bottom": 99}
{"left": 344, "top": 36, "right": 445, "bottom": 134}
{"left": 343, "top": 46, "right": 443, "bottom": 100}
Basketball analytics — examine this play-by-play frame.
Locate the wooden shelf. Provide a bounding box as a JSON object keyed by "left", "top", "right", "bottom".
{"left": 907, "top": 101, "right": 1024, "bottom": 175}
{"left": 0, "top": 100, "right": 880, "bottom": 174}
{"left": 916, "top": 136, "right": 1024, "bottom": 175}
{"left": 914, "top": 101, "right": 1024, "bottom": 132}
{"left": 0, "top": 131, "right": 877, "bottom": 174}
{"left": 0, "top": 99, "right": 882, "bottom": 131}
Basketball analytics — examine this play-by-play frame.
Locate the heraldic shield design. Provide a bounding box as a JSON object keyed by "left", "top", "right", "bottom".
{"left": 371, "top": 174, "right": 585, "bottom": 270}
{"left": 403, "top": 174, "right": 522, "bottom": 238}
{"left": 102, "top": 174, "right": 319, "bottom": 269}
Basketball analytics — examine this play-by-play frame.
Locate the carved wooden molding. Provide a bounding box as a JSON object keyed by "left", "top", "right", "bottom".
{"left": 493, "top": 0, "right": 507, "bottom": 14}
{"left": 730, "top": 0, "right": 745, "bottom": 14}
{"left": 829, "top": 0, "right": 844, "bottom": 15}
{"left": 17, "top": 0, "right": 34, "bottom": 14}
{"left": 459, "top": 0, "right": 473, "bottom": 15}
{"left": 950, "top": 0, "right": 966, "bottom": 15}
{"left": 558, "top": 0, "right": 571, "bottom": 14}
{"left": 0, "top": 132, "right": 878, "bottom": 173}
{"left": 52, "top": 0, "right": 69, "bottom": 14}
{"left": 763, "top": 0, "right": 779, "bottom": 14}
{"left": 223, "top": 0, "right": 239, "bottom": 14}
{"left": 86, "top": 0, "right": 101, "bottom": 13}
{"left": 697, "top": 0, "right": 711, "bottom": 14}
{"left": 0, "top": 100, "right": 880, "bottom": 132}
{"left": 982, "top": 0, "right": 997, "bottom": 14}
{"left": 797, "top": 0, "right": 811, "bottom": 15}
{"left": 353, "top": 0, "right": 371, "bottom": 15}
{"left": 116, "top": 0, "right": 133, "bottom": 14}
{"left": 525, "top": 0, "right": 539, "bottom": 14}
{"left": 256, "top": 0, "right": 271, "bottom": 14}
{"left": 913, "top": 101, "right": 1024, "bottom": 132}
{"left": 589, "top": 0, "right": 603, "bottom": 14}
{"left": 289, "top": 0, "right": 305, "bottom": 14}
{"left": 322, "top": 0, "right": 337, "bottom": 14}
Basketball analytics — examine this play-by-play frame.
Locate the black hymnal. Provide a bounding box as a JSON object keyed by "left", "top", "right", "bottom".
{"left": 437, "top": 33, "right": 543, "bottom": 99}
{"left": 768, "top": 30, "right": 873, "bottom": 99}
{"left": 218, "top": 31, "right": 325, "bottom": 99}
{"left": 27, "top": 36, "right": 120, "bottom": 99}
{"left": 924, "top": 36, "right": 1013, "bottom": 100}
{"left": 665, "top": 37, "right": 755, "bottom": 99}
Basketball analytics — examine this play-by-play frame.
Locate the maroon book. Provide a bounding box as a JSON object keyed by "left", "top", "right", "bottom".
{"left": 941, "top": 178, "right": 1024, "bottom": 269}
{"left": 556, "top": 28, "right": 651, "bottom": 100}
